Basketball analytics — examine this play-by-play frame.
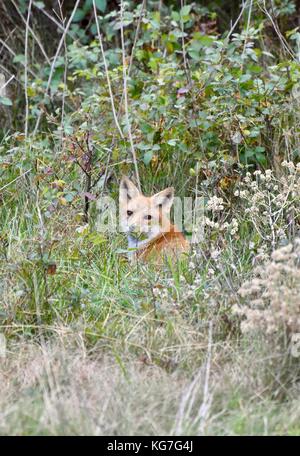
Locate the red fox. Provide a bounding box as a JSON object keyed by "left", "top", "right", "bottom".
{"left": 119, "top": 176, "right": 190, "bottom": 263}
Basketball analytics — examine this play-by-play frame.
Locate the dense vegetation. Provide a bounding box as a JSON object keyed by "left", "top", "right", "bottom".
{"left": 0, "top": 0, "right": 300, "bottom": 435}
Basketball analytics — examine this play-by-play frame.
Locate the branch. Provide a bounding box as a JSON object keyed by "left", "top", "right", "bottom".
{"left": 120, "top": 0, "right": 141, "bottom": 191}
{"left": 24, "top": 0, "right": 32, "bottom": 138}
{"left": 92, "top": 0, "right": 125, "bottom": 141}
{"left": 33, "top": 0, "right": 81, "bottom": 135}
{"left": 10, "top": 0, "right": 51, "bottom": 65}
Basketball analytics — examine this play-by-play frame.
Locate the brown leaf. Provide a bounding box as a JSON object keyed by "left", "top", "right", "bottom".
{"left": 46, "top": 263, "right": 57, "bottom": 275}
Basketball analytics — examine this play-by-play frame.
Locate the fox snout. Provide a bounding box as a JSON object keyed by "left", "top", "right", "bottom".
{"left": 129, "top": 223, "right": 143, "bottom": 233}
{"left": 128, "top": 224, "right": 140, "bottom": 235}
{"left": 128, "top": 222, "right": 151, "bottom": 237}
{"left": 128, "top": 226, "right": 149, "bottom": 242}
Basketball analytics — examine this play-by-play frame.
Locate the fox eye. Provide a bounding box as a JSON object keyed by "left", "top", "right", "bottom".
{"left": 145, "top": 215, "right": 152, "bottom": 220}
{"left": 127, "top": 210, "right": 133, "bottom": 217}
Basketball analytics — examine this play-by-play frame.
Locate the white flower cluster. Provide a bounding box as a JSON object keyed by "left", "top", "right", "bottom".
{"left": 206, "top": 196, "right": 224, "bottom": 211}
{"left": 232, "top": 161, "right": 300, "bottom": 245}
{"left": 281, "top": 161, "right": 300, "bottom": 173}
{"left": 234, "top": 241, "right": 300, "bottom": 335}
{"left": 204, "top": 216, "right": 239, "bottom": 236}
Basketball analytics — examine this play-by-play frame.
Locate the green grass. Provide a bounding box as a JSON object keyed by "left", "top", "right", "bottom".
{"left": 0, "top": 182, "right": 300, "bottom": 435}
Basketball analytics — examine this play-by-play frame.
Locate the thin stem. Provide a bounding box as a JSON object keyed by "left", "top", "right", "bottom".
{"left": 24, "top": 0, "right": 32, "bottom": 138}
{"left": 33, "top": 0, "right": 81, "bottom": 135}
{"left": 32, "top": 0, "right": 76, "bottom": 39}
{"left": 100, "top": 0, "right": 146, "bottom": 193}
{"left": 241, "top": 0, "right": 253, "bottom": 70}
{"left": 93, "top": 0, "right": 124, "bottom": 140}
{"left": 0, "top": 38, "right": 37, "bottom": 78}
{"left": 0, "top": 168, "right": 32, "bottom": 192}
{"left": 0, "top": 74, "right": 15, "bottom": 93}
{"left": 120, "top": 0, "right": 141, "bottom": 191}
{"left": 261, "top": 0, "right": 295, "bottom": 60}
{"left": 226, "top": 0, "right": 249, "bottom": 42}
{"left": 10, "top": 0, "right": 51, "bottom": 65}
{"left": 57, "top": 0, "right": 68, "bottom": 148}
{"left": 180, "top": 0, "right": 191, "bottom": 84}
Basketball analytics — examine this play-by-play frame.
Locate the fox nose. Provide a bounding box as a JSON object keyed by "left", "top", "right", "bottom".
{"left": 129, "top": 224, "right": 137, "bottom": 232}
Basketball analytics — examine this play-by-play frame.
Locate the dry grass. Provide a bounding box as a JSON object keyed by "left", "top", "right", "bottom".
{"left": 1, "top": 333, "right": 300, "bottom": 436}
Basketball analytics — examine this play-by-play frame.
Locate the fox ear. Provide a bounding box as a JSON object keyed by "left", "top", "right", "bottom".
{"left": 119, "top": 176, "right": 140, "bottom": 202}
{"left": 152, "top": 187, "right": 174, "bottom": 211}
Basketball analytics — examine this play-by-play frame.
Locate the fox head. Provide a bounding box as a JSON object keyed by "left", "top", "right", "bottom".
{"left": 119, "top": 176, "right": 174, "bottom": 242}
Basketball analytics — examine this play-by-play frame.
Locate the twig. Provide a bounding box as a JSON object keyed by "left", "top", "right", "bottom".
{"left": 24, "top": 0, "right": 32, "bottom": 138}
{"left": 0, "top": 38, "right": 37, "bottom": 78}
{"left": 32, "top": 0, "right": 77, "bottom": 39}
{"left": 120, "top": 0, "right": 141, "bottom": 191}
{"left": 261, "top": 0, "right": 295, "bottom": 60}
{"left": 197, "top": 321, "right": 213, "bottom": 435}
{"left": 172, "top": 322, "right": 213, "bottom": 435}
{"left": 0, "top": 168, "right": 32, "bottom": 192}
{"left": 127, "top": 0, "right": 146, "bottom": 81}
{"left": 33, "top": 0, "right": 81, "bottom": 135}
{"left": 92, "top": 0, "right": 124, "bottom": 140}
{"left": 44, "top": 0, "right": 80, "bottom": 95}
{"left": 101, "top": 0, "right": 146, "bottom": 193}
{"left": 0, "top": 65, "right": 20, "bottom": 85}
{"left": 10, "top": 0, "right": 51, "bottom": 65}
{"left": 0, "top": 74, "right": 15, "bottom": 92}
{"left": 241, "top": 0, "right": 253, "bottom": 70}
{"left": 226, "top": 0, "right": 249, "bottom": 41}
{"left": 180, "top": 0, "right": 191, "bottom": 84}
{"left": 57, "top": 0, "right": 68, "bottom": 147}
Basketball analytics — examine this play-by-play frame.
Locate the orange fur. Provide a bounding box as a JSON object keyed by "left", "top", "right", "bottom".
{"left": 137, "top": 225, "right": 189, "bottom": 263}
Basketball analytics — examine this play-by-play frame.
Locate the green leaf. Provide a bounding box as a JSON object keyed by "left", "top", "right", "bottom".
{"left": 247, "top": 64, "right": 263, "bottom": 73}
{"left": 197, "top": 34, "right": 215, "bottom": 46}
{"left": 27, "top": 87, "right": 36, "bottom": 97}
{"left": 239, "top": 74, "right": 252, "bottom": 83}
{"left": 13, "top": 54, "right": 25, "bottom": 64}
{"left": 137, "top": 142, "right": 151, "bottom": 151}
{"left": 254, "top": 146, "right": 265, "bottom": 154}
{"left": 95, "top": 0, "right": 107, "bottom": 12}
{"left": 140, "top": 123, "right": 154, "bottom": 134}
{"left": 152, "top": 144, "right": 160, "bottom": 151}
{"left": 180, "top": 5, "right": 192, "bottom": 17}
{"left": 0, "top": 96, "right": 12, "bottom": 106}
{"left": 143, "top": 150, "right": 153, "bottom": 165}
{"left": 64, "top": 192, "right": 76, "bottom": 203}
{"left": 64, "top": 125, "right": 74, "bottom": 135}
{"left": 116, "top": 248, "right": 134, "bottom": 254}
{"left": 286, "top": 27, "right": 299, "bottom": 38}
{"left": 188, "top": 50, "right": 200, "bottom": 61}
{"left": 72, "top": 8, "right": 86, "bottom": 23}
{"left": 87, "top": 233, "right": 106, "bottom": 245}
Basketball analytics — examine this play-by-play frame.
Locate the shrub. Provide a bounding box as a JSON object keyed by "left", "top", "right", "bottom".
{"left": 235, "top": 240, "right": 300, "bottom": 335}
